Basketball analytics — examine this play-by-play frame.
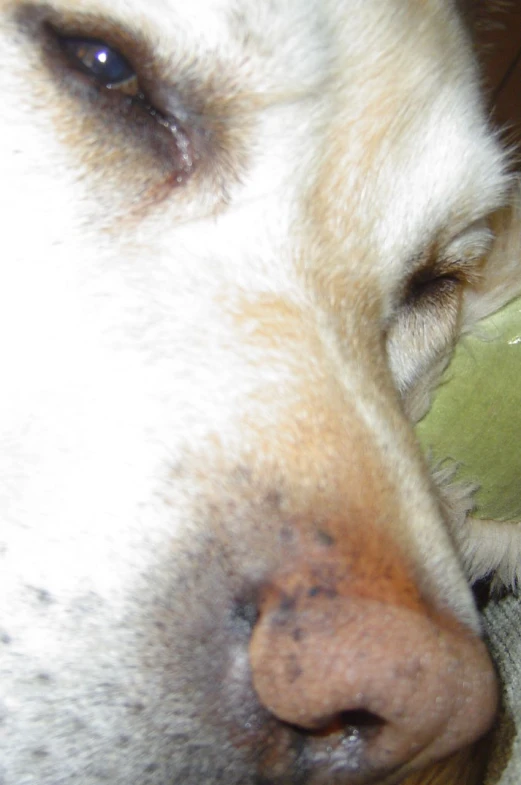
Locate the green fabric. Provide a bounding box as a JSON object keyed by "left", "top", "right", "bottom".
{"left": 417, "top": 296, "right": 521, "bottom": 522}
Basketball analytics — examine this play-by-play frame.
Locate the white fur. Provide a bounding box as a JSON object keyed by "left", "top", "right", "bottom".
{"left": 0, "top": 1, "right": 520, "bottom": 783}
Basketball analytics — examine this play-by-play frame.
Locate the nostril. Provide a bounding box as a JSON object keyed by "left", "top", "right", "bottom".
{"left": 308, "top": 709, "right": 386, "bottom": 738}
{"left": 338, "top": 710, "right": 386, "bottom": 733}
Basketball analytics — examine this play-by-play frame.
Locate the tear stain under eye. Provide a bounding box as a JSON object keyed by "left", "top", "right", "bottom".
{"left": 140, "top": 96, "right": 194, "bottom": 173}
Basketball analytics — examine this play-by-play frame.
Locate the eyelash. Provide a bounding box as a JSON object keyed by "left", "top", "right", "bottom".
{"left": 404, "top": 266, "right": 460, "bottom": 308}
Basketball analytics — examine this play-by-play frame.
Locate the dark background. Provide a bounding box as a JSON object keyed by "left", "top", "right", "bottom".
{"left": 477, "top": 1, "right": 521, "bottom": 162}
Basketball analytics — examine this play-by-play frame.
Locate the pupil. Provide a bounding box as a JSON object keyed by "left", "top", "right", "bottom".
{"left": 92, "top": 46, "right": 130, "bottom": 83}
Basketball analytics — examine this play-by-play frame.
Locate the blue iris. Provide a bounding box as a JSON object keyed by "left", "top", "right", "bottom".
{"left": 61, "top": 38, "right": 135, "bottom": 86}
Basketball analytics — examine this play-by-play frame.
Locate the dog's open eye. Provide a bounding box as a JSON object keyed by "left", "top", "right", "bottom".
{"left": 58, "top": 36, "right": 138, "bottom": 93}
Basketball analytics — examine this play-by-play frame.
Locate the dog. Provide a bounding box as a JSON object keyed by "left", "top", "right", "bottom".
{"left": 1, "top": 1, "right": 520, "bottom": 783}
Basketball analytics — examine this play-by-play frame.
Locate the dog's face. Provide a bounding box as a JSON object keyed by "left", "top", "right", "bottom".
{"left": 0, "top": 1, "right": 513, "bottom": 784}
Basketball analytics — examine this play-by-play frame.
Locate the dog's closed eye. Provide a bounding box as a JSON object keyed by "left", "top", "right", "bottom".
{"left": 387, "top": 221, "right": 495, "bottom": 416}
{"left": 403, "top": 265, "right": 459, "bottom": 310}
{"left": 399, "top": 220, "right": 494, "bottom": 315}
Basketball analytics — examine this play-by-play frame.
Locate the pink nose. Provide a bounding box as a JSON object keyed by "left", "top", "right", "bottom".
{"left": 249, "top": 533, "right": 498, "bottom": 780}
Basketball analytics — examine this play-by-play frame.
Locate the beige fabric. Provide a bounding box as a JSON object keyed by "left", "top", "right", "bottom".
{"left": 483, "top": 593, "right": 521, "bottom": 784}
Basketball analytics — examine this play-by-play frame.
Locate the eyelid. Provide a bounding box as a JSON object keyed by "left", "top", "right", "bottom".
{"left": 444, "top": 220, "right": 494, "bottom": 263}
{"left": 412, "top": 220, "right": 494, "bottom": 291}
